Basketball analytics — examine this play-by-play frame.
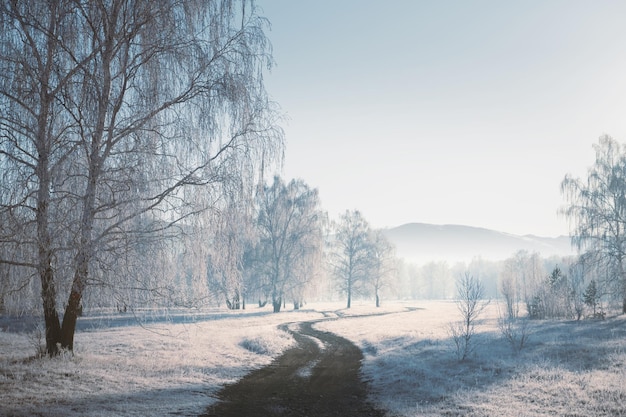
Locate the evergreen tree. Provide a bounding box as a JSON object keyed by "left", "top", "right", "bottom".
{"left": 583, "top": 280, "right": 600, "bottom": 317}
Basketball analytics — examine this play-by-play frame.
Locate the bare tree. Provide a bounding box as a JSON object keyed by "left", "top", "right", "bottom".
{"left": 449, "top": 272, "right": 489, "bottom": 361}
{"left": 498, "top": 314, "right": 530, "bottom": 354}
{"left": 562, "top": 135, "right": 626, "bottom": 313}
{"left": 256, "top": 177, "right": 323, "bottom": 313}
{"left": 568, "top": 259, "right": 587, "bottom": 321}
{"left": 205, "top": 194, "right": 248, "bottom": 309}
{"left": 369, "top": 230, "right": 396, "bottom": 307}
{"left": 331, "top": 210, "right": 373, "bottom": 309}
{"left": 499, "top": 259, "right": 519, "bottom": 319}
{"left": 0, "top": 0, "right": 282, "bottom": 354}
{"left": 0, "top": 0, "right": 89, "bottom": 355}
{"left": 499, "top": 251, "right": 544, "bottom": 318}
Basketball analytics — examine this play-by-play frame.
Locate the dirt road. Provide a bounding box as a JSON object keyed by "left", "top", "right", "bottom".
{"left": 202, "top": 319, "right": 385, "bottom": 417}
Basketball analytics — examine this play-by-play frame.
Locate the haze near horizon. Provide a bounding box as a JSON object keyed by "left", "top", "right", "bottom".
{"left": 259, "top": 0, "right": 626, "bottom": 237}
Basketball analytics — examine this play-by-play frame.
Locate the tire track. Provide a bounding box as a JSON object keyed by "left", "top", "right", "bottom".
{"left": 202, "top": 318, "right": 385, "bottom": 416}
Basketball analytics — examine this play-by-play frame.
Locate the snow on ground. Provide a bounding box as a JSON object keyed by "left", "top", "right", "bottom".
{"left": 2, "top": 300, "right": 626, "bottom": 416}
{"left": 318, "top": 300, "right": 626, "bottom": 417}
{"left": 0, "top": 307, "right": 323, "bottom": 416}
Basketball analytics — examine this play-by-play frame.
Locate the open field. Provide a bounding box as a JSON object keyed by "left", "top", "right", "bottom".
{"left": 0, "top": 309, "right": 323, "bottom": 416}
{"left": 321, "top": 301, "right": 626, "bottom": 416}
{"left": 2, "top": 301, "right": 626, "bottom": 416}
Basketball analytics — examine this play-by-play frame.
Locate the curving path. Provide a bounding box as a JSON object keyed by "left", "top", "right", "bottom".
{"left": 202, "top": 318, "right": 385, "bottom": 417}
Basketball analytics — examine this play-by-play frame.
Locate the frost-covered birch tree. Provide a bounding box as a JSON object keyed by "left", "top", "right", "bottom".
{"left": 331, "top": 210, "right": 373, "bottom": 309}
{"left": 561, "top": 135, "right": 626, "bottom": 313}
{"left": 256, "top": 176, "right": 323, "bottom": 313}
{"left": 369, "top": 230, "right": 396, "bottom": 307}
{"left": 0, "top": 0, "right": 282, "bottom": 355}
{"left": 500, "top": 251, "right": 544, "bottom": 318}
{"left": 207, "top": 190, "right": 258, "bottom": 310}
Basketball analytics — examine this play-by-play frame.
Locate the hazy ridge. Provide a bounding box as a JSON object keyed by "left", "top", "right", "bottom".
{"left": 383, "top": 222, "right": 575, "bottom": 264}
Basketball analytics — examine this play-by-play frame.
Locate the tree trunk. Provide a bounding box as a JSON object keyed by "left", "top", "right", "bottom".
{"left": 40, "top": 262, "right": 62, "bottom": 356}
{"left": 272, "top": 297, "right": 281, "bottom": 313}
{"left": 618, "top": 257, "right": 626, "bottom": 314}
{"left": 376, "top": 291, "right": 380, "bottom": 308}
{"left": 60, "top": 150, "right": 98, "bottom": 351}
{"left": 61, "top": 249, "right": 88, "bottom": 351}
{"left": 60, "top": 289, "right": 82, "bottom": 350}
{"left": 37, "top": 156, "right": 62, "bottom": 356}
{"left": 28, "top": 0, "right": 64, "bottom": 357}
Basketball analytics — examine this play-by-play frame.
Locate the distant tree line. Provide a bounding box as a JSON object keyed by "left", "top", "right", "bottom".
{"left": 393, "top": 248, "right": 614, "bottom": 321}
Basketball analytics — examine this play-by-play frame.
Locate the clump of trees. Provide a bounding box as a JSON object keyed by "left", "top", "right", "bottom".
{"left": 527, "top": 266, "right": 575, "bottom": 319}
{"left": 254, "top": 177, "right": 324, "bottom": 312}
{"left": 562, "top": 135, "right": 626, "bottom": 314}
{"left": 498, "top": 253, "right": 606, "bottom": 321}
{"left": 330, "top": 210, "right": 397, "bottom": 308}
{"left": 499, "top": 251, "right": 544, "bottom": 319}
{"left": 495, "top": 135, "right": 626, "bottom": 321}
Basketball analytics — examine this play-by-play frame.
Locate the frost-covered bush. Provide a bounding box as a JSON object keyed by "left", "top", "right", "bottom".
{"left": 240, "top": 336, "right": 272, "bottom": 355}
{"left": 239, "top": 331, "right": 293, "bottom": 356}
{"left": 28, "top": 324, "right": 47, "bottom": 358}
{"left": 499, "top": 317, "right": 530, "bottom": 354}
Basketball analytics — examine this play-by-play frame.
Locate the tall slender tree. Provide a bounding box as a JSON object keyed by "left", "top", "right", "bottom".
{"left": 369, "top": 230, "right": 396, "bottom": 307}
{"left": 332, "top": 210, "right": 373, "bottom": 309}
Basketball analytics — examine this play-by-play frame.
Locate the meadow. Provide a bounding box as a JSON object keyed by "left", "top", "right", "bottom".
{"left": 1, "top": 301, "right": 625, "bottom": 416}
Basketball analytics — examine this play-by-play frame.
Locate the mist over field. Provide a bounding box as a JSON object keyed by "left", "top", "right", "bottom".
{"left": 384, "top": 222, "right": 574, "bottom": 264}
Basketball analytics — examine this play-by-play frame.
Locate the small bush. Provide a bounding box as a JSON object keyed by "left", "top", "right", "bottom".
{"left": 28, "top": 324, "right": 47, "bottom": 358}
{"left": 449, "top": 320, "right": 474, "bottom": 361}
{"left": 499, "top": 317, "right": 530, "bottom": 354}
{"left": 239, "top": 331, "right": 293, "bottom": 356}
{"left": 240, "top": 336, "right": 272, "bottom": 355}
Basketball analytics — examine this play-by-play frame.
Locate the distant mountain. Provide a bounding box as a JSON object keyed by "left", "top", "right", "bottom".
{"left": 382, "top": 223, "right": 575, "bottom": 264}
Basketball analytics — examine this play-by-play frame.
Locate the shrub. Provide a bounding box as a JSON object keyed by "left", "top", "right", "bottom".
{"left": 498, "top": 317, "right": 530, "bottom": 354}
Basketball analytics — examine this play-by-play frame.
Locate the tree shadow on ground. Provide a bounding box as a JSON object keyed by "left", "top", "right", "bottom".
{"left": 0, "top": 383, "right": 220, "bottom": 417}
{"left": 0, "top": 307, "right": 289, "bottom": 333}
{"left": 366, "top": 315, "right": 626, "bottom": 407}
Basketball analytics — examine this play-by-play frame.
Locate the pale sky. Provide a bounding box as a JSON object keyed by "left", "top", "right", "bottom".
{"left": 258, "top": 0, "right": 626, "bottom": 237}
